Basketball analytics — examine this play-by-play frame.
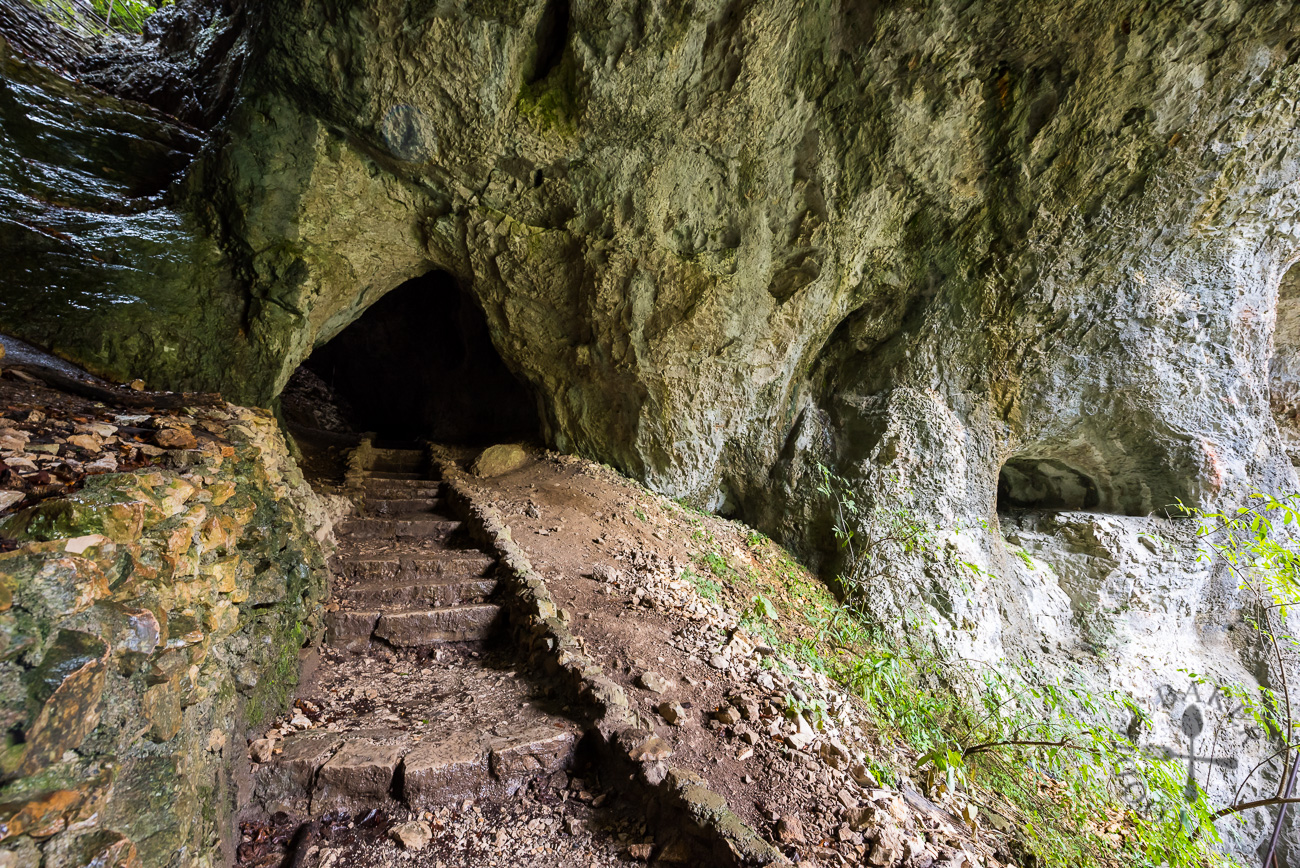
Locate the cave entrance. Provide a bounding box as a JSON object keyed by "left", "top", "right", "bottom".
{"left": 282, "top": 270, "right": 540, "bottom": 444}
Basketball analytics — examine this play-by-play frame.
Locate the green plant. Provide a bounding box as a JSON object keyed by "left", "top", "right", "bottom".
{"left": 33, "top": 0, "right": 171, "bottom": 34}
{"left": 806, "top": 466, "right": 1235, "bottom": 867}
{"left": 682, "top": 567, "right": 722, "bottom": 602}
{"left": 1178, "top": 492, "right": 1300, "bottom": 848}
{"left": 815, "top": 464, "right": 936, "bottom": 613}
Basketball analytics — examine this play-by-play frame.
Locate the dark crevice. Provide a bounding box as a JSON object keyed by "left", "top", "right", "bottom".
{"left": 527, "top": 0, "right": 570, "bottom": 85}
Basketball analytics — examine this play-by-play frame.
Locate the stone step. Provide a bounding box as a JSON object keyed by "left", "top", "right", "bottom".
{"left": 332, "top": 553, "right": 496, "bottom": 584}
{"left": 368, "top": 452, "right": 424, "bottom": 469}
{"left": 404, "top": 725, "right": 577, "bottom": 809}
{"left": 370, "top": 461, "right": 427, "bottom": 475}
{"left": 340, "top": 576, "right": 498, "bottom": 609}
{"left": 365, "top": 497, "right": 445, "bottom": 516}
{"left": 337, "top": 517, "right": 460, "bottom": 541}
{"left": 362, "top": 471, "right": 425, "bottom": 480}
{"left": 363, "top": 480, "right": 443, "bottom": 497}
{"left": 325, "top": 604, "right": 502, "bottom": 648}
{"left": 253, "top": 725, "right": 577, "bottom": 816}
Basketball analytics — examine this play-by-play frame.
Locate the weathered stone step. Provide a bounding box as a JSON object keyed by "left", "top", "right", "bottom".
{"left": 362, "top": 471, "right": 424, "bottom": 480}
{"left": 325, "top": 604, "right": 502, "bottom": 648}
{"left": 253, "top": 725, "right": 577, "bottom": 815}
{"left": 337, "top": 517, "right": 460, "bottom": 540}
{"left": 340, "top": 576, "right": 497, "bottom": 609}
{"left": 332, "top": 553, "right": 496, "bottom": 583}
{"left": 363, "top": 483, "right": 443, "bottom": 499}
{"left": 404, "top": 725, "right": 576, "bottom": 808}
{"left": 369, "top": 452, "right": 423, "bottom": 465}
{"left": 365, "top": 497, "right": 445, "bottom": 515}
{"left": 370, "top": 461, "right": 427, "bottom": 476}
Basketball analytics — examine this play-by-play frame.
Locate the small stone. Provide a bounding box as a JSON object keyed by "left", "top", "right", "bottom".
{"left": 155, "top": 428, "right": 197, "bottom": 450}
{"left": 850, "top": 761, "right": 880, "bottom": 788}
{"left": 846, "top": 805, "right": 879, "bottom": 830}
{"left": 708, "top": 654, "right": 729, "bottom": 670}
{"left": 867, "top": 824, "right": 905, "bottom": 866}
{"left": 819, "top": 739, "right": 850, "bottom": 770}
{"left": 713, "top": 706, "right": 742, "bottom": 725}
{"left": 390, "top": 821, "right": 432, "bottom": 850}
{"left": 84, "top": 454, "right": 118, "bottom": 473}
{"left": 591, "top": 564, "right": 621, "bottom": 583}
{"left": 627, "top": 842, "right": 654, "bottom": 860}
{"left": 736, "top": 746, "right": 753, "bottom": 761}
{"left": 129, "top": 379, "right": 145, "bottom": 391}
{"left": 0, "top": 491, "right": 24, "bottom": 512}
{"left": 775, "top": 815, "right": 806, "bottom": 845}
{"left": 784, "top": 716, "right": 815, "bottom": 750}
{"left": 564, "top": 816, "right": 584, "bottom": 835}
{"left": 658, "top": 702, "right": 687, "bottom": 726}
{"left": 66, "top": 434, "right": 102, "bottom": 452}
{"left": 627, "top": 735, "right": 673, "bottom": 762}
{"left": 249, "top": 738, "right": 276, "bottom": 763}
{"left": 638, "top": 671, "right": 671, "bottom": 694}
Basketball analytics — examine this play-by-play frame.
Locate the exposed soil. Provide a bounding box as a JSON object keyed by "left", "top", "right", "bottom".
{"left": 451, "top": 449, "right": 1005, "bottom": 868}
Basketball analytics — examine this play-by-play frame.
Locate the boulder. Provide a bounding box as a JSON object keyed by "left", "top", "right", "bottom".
{"left": 471, "top": 444, "right": 529, "bottom": 478}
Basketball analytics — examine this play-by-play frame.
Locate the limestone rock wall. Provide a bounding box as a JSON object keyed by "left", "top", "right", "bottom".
{"left": 6, "top": 0, "right": 1300, "bottom": 857}
{"left": 0, "top": 406, "right": 330, "bottom": 868}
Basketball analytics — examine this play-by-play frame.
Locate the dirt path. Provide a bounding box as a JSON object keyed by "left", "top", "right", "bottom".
{"left": 452, "top": 449, "right": 1005, "bottom": 868}
{"left": 238, "top": 447, "right": 645, "bottom": 868}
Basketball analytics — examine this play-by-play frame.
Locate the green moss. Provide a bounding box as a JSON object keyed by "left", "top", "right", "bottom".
{"left": 243, "top": 619, "right": 308, "bottom": 728}
{"left": 517, "top": 53, "right": 586, "bottom": 138}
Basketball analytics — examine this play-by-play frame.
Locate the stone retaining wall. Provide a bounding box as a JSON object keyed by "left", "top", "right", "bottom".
{"left": 438, "top": 459, "right": 789, "bottom": 868}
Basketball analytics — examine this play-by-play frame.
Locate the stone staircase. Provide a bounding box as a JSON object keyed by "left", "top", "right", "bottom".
{"left": 250, "top": 445, "right": 580, "bottom": 824}
{"left": 327, "top": 448, "right": 501, "bottom": 650}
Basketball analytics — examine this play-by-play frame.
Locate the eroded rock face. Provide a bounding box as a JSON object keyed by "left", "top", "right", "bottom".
{"left": 6, "top": 0, "right": 1300, "bottom": 856}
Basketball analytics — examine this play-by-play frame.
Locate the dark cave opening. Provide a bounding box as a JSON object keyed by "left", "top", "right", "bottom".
{"left": 996, "top": 457, "right": 1101, "bottom": 512}
{"left": 284, "top": 270, "right": 540, "bottom": 444}
{"left": 527, "top": 0, "right": 571, "bottom": 84}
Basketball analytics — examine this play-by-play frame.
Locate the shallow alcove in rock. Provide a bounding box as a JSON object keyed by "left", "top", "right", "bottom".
{"left": 295, "top": 270, "right": 540, "bottom": 443}
{"left": 997, "top": 457, "right": 1101, "bottom": 512}
{"left": 1271, "top": 261, "right": 1300, "bottom": 464}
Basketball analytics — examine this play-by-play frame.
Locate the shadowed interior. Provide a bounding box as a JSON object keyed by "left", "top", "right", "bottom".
{"left": 300, "top": 270, "right": 540, "bottom": 443}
